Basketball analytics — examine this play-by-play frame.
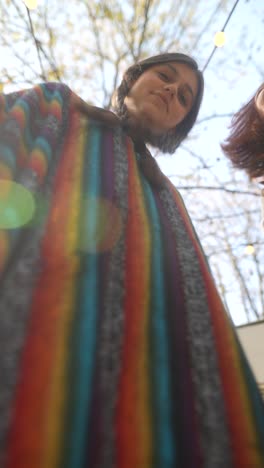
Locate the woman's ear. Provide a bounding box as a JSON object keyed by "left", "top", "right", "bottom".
{"left": 255, "top": 87, "right": 264, "bottom": 118}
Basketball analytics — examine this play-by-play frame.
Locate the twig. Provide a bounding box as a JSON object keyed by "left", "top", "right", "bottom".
{"left": 26, "top": 7, "right": 46, "bottom": 80}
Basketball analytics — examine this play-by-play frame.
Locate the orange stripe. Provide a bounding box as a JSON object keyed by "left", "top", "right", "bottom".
{"left": 0, "top": 93, "right": 6, "bottom": 122}
{"left": 6, "top": 110, "right": 81, "bottom": 468}
{"left": 169, "top": 182, "right": 262, "bottom": 467}
{"left": 11, "top": 107, "right": 26, "bottom": 129}
{"left": 36, "top": 86, "right": 62, "bottom": 121}
{"left": 28, "top": 150, "right": 48, "bottom": 182}
{"left": 116, "top": 140, "right": 152, "bottom": 468}
{"left": 43, "top": 115, "right": 86, "bottom": 468}
{"left": 0, "top": 230, "right": 9, "bottom": 274}
{"left": 0, "top": 162, "right": 13, "bottom": 180}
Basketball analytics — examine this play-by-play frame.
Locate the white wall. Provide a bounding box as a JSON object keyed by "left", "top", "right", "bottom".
{"left": 237, "top": 321, "right": 264, "bottom": 384}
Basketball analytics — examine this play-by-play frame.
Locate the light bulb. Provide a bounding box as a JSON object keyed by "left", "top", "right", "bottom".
{"left": 214, "top": 31, "right": 226, "bottom": 48}
{"left": 24, "top": 0, "right": 38, "bottom": 10}
{"left": 245, "top": 244, "right": 255, "bottom": 255}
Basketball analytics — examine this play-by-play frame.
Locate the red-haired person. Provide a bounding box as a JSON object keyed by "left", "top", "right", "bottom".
{"left": 222, "top": 84, "right": 264, "bottom": 181}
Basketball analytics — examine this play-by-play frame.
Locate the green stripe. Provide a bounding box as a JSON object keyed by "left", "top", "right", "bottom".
{"left": 143, "top": 179, "right": 175, "bottom": 467}
{"left": 63, "top": 124, "right": 102, "bottom": 468}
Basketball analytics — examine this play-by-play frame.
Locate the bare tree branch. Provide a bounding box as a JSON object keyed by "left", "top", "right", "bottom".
{"left": 175, "top": 185, "right": 260, "bottom": 197}
{"left": 197, "top": 113, "right": 233, "bottom": 124}
{"left": 25, "top": 7, "right": 47, "bottom": 80}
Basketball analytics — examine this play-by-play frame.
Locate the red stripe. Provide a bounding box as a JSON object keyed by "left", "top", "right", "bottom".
{"left": 116, "top": 141, "right": 150, "bottom": 468}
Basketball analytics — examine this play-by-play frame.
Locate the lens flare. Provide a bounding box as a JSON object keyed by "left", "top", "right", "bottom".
{"left": 0, "top": 180, "right": 35, "bottom": 229}
{"left": 214, "top": 31, "right": 226, "bottom": 48}
{"left": 79, "top": 197, "right": 123, "bottom": 253}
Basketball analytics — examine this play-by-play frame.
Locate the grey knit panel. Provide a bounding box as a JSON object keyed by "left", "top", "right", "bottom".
{"left": 160, "top": 186, "right": 232, "bottom": 468}
{"left": 0, "top": 169, "right": 47, "bottom": 463}
{"left": 0, "top": 106, "right": 71, "bottom": 464}
{"left": 97, "top": 129, "right": 129, "bottom": 468}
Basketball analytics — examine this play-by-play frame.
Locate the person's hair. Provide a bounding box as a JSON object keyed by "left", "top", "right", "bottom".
{"left": 114, "top": 53, "right": 204, "bottom": 154}
{"left": 221, "top": 86, "right": 264, "bottom": 179}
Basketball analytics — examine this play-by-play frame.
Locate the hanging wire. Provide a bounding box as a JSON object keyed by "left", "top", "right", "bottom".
{"left": 191, "top": 0, "right": 223, "bottom": 52}
{"left": 202, "top": 0, "right": 240, "bottom": 72}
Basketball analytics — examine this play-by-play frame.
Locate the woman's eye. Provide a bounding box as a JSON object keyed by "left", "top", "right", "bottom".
{"left": 179, "top": 92, "right": 188, "bottom": 107}
{"left": 158, "top": 72, "right": 169, "bottom": 81}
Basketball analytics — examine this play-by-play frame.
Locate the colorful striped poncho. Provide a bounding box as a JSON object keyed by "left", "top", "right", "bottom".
{"left": 0, "top": 83, "right": 264, "bottom": 468}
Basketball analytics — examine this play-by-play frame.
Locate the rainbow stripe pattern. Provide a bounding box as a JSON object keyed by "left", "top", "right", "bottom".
{"left": 0, "top": 83, "right": 264, "bottom": 468}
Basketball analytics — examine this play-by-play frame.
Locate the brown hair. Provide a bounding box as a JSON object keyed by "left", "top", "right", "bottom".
{"left": 114, "top": 53, "right": 204, "bottom": 154}
{"left": 221, "top": 86, "right": 264, "bottom": 179}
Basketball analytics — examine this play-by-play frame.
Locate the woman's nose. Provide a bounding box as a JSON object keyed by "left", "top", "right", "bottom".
{"left": 164, "top": 84, "right": 177, "bottom": 97}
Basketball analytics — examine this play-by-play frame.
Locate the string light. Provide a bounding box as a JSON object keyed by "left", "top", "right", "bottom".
{"left": 245, "top": 244, "right": 255, "bottom": 255}
{"left": 214, "top": 31, "right": 226, "bottom": 48}
{"left": 23, "top": 0, "right": 38, "bottom": 10}
{"left": 203, "top": 0, "right": 240, "bottom": 71}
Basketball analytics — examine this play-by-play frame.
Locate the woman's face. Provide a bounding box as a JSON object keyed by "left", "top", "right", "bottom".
{"left": 124, "top": 61, "right": 199, "bottom": 136}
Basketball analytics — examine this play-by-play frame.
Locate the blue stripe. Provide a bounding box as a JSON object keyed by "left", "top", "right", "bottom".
{"left": 0, "top": 144, "right": 16, "bottom": 170}
{"left": 41, "top": 83, "right": 66, "bottom": 106}
{"left": 17, "top": 88, "right": 64, "bottom": 156}
{"left": 17, "top": 100, "right": 34, "bottom": 151}
{"left": 34, "top": 137, "right": 52, "bottom": 162}
{"left": 236, "top": 337, "right": 264, "bottom": 451}
{"left": 65, "top": 125, "right": 101, "bottom": 468}
{"left": 143, "top": 180, "right": 175, "bottom": 467}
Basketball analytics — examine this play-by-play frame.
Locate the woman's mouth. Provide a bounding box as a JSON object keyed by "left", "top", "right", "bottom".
{"left": 152, "top": 92, "right": 168, "bottom": 112}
